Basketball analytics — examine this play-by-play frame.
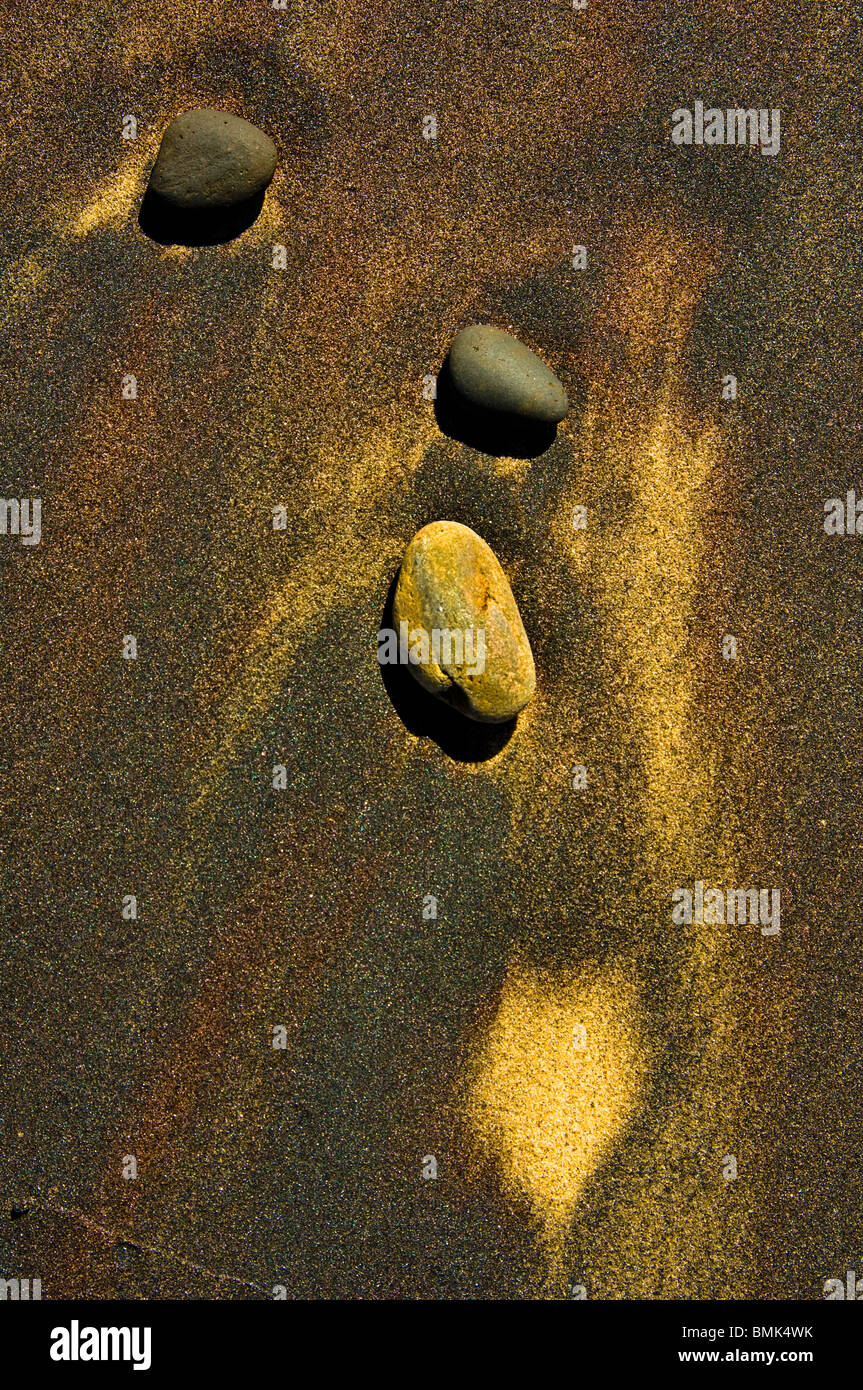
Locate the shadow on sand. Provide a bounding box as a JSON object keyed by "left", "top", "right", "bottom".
{"left": 138, "top": 188, "right": 266, "bottom": 247}
{"left": 433, "top": 356, "right": 559, "bottom": 459}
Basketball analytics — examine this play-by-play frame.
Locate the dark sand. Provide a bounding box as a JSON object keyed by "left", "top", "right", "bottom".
{"left": 0, "top": 1, "right": 861, "bottom": 1298}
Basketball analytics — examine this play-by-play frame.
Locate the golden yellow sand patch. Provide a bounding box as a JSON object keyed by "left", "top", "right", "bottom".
{"left": 467, "top": 958, "right": 649, "bottom": 1257}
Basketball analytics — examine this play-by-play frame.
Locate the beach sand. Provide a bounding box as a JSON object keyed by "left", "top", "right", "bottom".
{"left": 0, "top": 0, "right": 861, "bottom": 1298}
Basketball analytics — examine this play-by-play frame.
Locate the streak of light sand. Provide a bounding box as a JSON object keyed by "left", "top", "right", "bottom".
{"left": 462, "top": 217, "right": 752, "bottom": 1283}
{"left": 489, "top": 216, "right": 735, "bottom": 886}
{"left": 70, "top": 144, "right": 157, "bottom": 239}
{"left": 0, "top": 138, "right": 155, "bottom": 326}
{"left": 171, "top": 416, "right": 436, "bottom": 903}
{"left": 558, "top": 217, "right": 727, "bottom": 869}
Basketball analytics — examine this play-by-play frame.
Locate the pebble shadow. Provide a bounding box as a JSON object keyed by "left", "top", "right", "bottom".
{"left": 138, "top": 188, "right": 266, "bottom": 246}
{"left": 378, "top": 571, "right": 516, "bottom": 762}
{"left": 433, "top": 356, "right": 558, "bottom": 459}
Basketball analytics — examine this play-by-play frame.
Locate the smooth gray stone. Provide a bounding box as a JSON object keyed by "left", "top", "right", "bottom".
{"left": 147, "top": 109, "right": 278, "bottom": 210}
{"left": 447, "top": 324, "right": 569, "bottom": 424}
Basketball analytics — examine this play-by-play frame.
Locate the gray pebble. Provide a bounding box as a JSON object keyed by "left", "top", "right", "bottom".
{"left": 448, "top": 324, "right": 569, "bottom": 423}
{"left": 147, "top": 109, "right": 278, "bottom": 210}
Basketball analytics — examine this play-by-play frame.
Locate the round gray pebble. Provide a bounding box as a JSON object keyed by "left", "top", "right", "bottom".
{"left": 147, "top": 109, "right": 278, "bottom": 211}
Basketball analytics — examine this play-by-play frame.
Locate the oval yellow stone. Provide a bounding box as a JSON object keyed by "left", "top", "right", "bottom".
{"left": 392, "top": 521, "right": 536, "bottom": 723}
